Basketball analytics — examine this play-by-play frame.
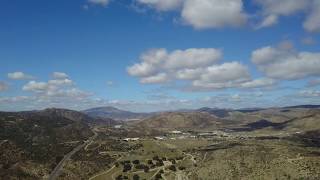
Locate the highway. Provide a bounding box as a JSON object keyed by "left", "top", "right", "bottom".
{"left": 48, "top": 128, "right": 98, "bottom": 180}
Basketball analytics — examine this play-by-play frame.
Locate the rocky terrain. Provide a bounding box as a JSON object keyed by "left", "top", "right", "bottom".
{"left": 0, "top": 109, "right": 95, "bottom": 179}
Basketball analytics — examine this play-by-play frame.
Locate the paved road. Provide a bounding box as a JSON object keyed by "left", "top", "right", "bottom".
{"left": 48, "top": 129, "right": 98, "bottom": 180}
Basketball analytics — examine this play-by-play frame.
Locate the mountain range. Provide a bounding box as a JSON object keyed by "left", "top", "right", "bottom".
{"left": 82, "top": 106, "right": 152, "bottom": 121}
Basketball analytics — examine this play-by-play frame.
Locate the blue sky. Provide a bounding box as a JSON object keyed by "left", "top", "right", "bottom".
{"left": 0, "top": 0, "right": 320, "bottom": 112}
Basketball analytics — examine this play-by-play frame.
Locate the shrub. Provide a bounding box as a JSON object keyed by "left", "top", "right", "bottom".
{"left": 133, "top": 174, "right": 140, "bottom": 180}
{"left": 144, "top": 166, "right": 150, "bottom": 173}
{"left": 169, "top": 159, "right": 176, "bottom": 164}
{"left": 132, "top": 160, "right": 140, "bottom": 164}
{"left": 135, "top": 164, "right": 147, "bottom": 170}
{"left": 176, "top": 156, "right": 183, "bottom": 160}
{"left": 155, "top": 173, "right": 162, "bottom": 180}
{"left": 123, "top": 163, "right": 132, "bottom": 172}
{"left": 156, "top": 160, "right": 164, "bottom": 167}
{"left": 153, "top": 155, "right": 160, "bottom": 161}
{"left": 147, "top": 159, "right": 153, "bottom": 164}
{"left": 168, "top": 165, "right": 177, "bottom": 172}
{"left": 115, "top": 175, "right": 123, "bottom": 180}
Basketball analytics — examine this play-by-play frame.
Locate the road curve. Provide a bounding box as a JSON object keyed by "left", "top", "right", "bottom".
{"left": 48, "top": 129, "right": 98, "bottom": 180}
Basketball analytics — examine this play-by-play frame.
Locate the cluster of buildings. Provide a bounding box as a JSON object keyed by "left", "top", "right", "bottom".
{"left": 121, "top": 130, "right": 246, "bottom": 142}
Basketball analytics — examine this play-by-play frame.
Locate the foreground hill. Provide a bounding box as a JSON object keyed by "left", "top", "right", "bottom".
{"left": 0, "top": 108, "right": 96, "bottom": 179}
{"left": 83, "top": 106, "right": 151, "bottom": 121}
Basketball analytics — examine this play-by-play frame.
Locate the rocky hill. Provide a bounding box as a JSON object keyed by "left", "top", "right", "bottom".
{"left": 135, "top": 112, "right": 225, "bottom": 130}
{"left": 0, "top": 108, "right": 95, "bottom": 179}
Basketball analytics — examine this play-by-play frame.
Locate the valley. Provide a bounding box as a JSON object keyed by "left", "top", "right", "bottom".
{"left": 1, "top": 106, "right": 320, "bottom": 180}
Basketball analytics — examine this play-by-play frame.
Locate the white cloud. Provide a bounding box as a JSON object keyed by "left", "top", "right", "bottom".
{"left": 136, "top": 0, "right": 183, "bottom": 11}
{"left": 8, "top": 72, "right": 34, "bottom": 80}
{"left": 140, "top": 73, "right": 169, "bottom": 84}
{"left": 127, "top": 48, "right": 222, "bottom": 78}
{"left": 254, "top": 0, "right": 310, "bottom": 29}
{"left": 0, "top": 81, "right": 8, "bottom": 92}
{"left": 255, "top": 0, "right": 309, "bottom": 16}
{"left": 181, "top": 0, "right": 247, "bottom": 29}
{"left": 256, "top": 14, "right": 278, "bottom": 29}
{"left": 255, "top": 0, "right": 320, "bottom": 32}
{"left": 52, "top": 72, "right": 69, "bottom": 79}
{"left": 23, "top": 81, "right": 48, "bottom": 92}
{"left": 135, "top": 0, "right": 247, "bottom": 29}
{"left": 48, "top": 79, "right": 73, "bottom": 86}
{"left": 176, "top": 68, "right": 203, "bottom": 80}
{"left": 22, "top": 73, "right": 88, "bottom": 100}
{"left": 299, "top": 90, "right": 320, "bottom": 97}
{"left": 251, "top": 46, "right": 320, "bottom": 80}
{"left": 303, "top": 0, "right": 320, "bottom": 32}
{"left": 88, "top": 0, "right": 110, "bottom": 6}
{"left": 241, "top": 78, "right": 276, "bottom": 88}
{"left": 231, "top": 94, "right": 241, "bottom": 101}
{"left": 4, "top": 72, "right": 95, "bottom": 111}
{"left": 165, "top": 48, "right": 222, "bottom": 69}
{"left": 128, "top": 48, "right": 260, "bottom": 91}
{"left": 191, "top": 62, "right": 251, "bottom": 90}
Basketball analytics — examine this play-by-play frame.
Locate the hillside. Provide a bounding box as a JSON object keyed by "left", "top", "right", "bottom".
{"left": 135, "top": 112, "right": 225, "bottom": 130}
{"left": 230, "top": 108, "right": 320, "bottom": 135}
{"left": 83, "top": 106, "right": 151, "bottom": 121}
{"left": 196, "top": 107, "right": 232, "bottom": 118}
{"left": 279, "top": 109, "right": 320, "bottom": 132}
{"left": 38, "top": 108, "right": 116, "bottom": 125}
{"left": 0, "top": 109, "right": 95, "bottom": 179}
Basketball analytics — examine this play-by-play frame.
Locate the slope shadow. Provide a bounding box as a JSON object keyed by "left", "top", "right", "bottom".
{"left": 231, "top": 115, "right": 315, "bottom": 132}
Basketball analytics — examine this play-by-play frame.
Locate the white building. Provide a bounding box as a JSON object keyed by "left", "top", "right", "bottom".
{"left": 123, "top": 138, "right": 140, "bottom": 142}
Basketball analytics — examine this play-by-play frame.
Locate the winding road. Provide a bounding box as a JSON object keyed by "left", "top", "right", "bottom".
{"left": 47, "top": 128, "right": 98, "bottom": 180}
